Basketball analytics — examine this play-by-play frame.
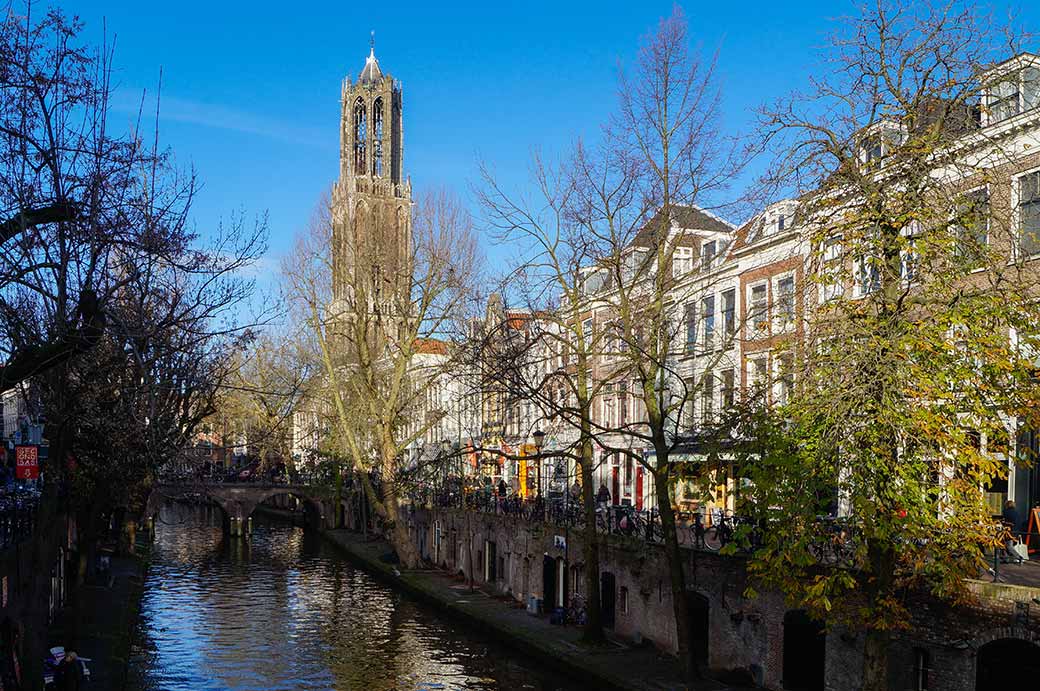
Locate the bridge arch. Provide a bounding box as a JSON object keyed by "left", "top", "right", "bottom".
{"left": 144, "top": 483, "right": 331, "bottom": 533}
{"left": 245, "top": 488, "right": 326, "bottom": 529}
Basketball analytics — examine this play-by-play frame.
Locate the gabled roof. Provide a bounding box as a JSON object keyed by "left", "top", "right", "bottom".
{"left": 631, "top": 205, "right": 734, "bottom": 247}
{"left": 729, "top": 218, "right": 758, "bottom": 252}
{"left": 504, "top": 311, "right": 531, "bottom": 330}
{"left": 415, "top": 338, "right": 447, "bottom": 355}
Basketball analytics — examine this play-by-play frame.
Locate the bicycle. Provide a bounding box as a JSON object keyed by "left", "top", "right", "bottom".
{"left": 702, "top": 512, "right": 733, "bottom": 551}
{"left": 807, "top": 516, "right": 856, "bottom": 565}
{"left": 566, "top": 594, "right": 587, "bottom": 626}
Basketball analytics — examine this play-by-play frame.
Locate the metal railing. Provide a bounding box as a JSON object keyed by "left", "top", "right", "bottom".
{"left": 426, "top": 489, "right": 742, "bottom": 552}
{"left": 0, "top": 488, "right": 40, "bottom": 550}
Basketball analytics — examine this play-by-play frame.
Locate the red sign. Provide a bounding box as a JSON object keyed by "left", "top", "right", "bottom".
{"left": 15, "top": 446, "right": 38, "bottom": 480}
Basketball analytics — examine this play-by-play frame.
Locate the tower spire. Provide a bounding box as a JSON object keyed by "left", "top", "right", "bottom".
{"left": 370, "top": 30, "right": 375, "bottom": 57}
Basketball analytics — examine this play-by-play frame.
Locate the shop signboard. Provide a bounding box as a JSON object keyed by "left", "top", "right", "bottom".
{"left": 15, "top": 445, "right": 38, "bottom": 480}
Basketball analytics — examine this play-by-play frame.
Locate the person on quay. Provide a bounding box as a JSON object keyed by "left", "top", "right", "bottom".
{"left": 1002, "top": 499, "right": 1024, "bottom": 564}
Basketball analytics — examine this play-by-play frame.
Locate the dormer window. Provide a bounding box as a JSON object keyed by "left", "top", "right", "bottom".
{"left": 863, "top": 135, "right": 883, "bottom": 163}
{"left": 983, "top": 64, "right": 1040, "bottom": 125}
{"left": 752, "top": 202, "right": 798, "bottom": 242}
{"left": 858, "top": 121, "right": 904, "bottom": 166}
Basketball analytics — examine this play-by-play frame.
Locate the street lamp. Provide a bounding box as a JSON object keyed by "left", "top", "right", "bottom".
{"left": 532, "top": 429, "right": 546, "bottom": 497}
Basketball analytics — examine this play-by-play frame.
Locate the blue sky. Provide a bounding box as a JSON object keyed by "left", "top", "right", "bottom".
{"left": 63, "top": 0, "right": 1040, "bottom": 279}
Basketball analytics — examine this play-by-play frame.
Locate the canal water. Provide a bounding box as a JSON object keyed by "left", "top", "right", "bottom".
{"left": 128, "top": 504, "right": 577, "bottom": 691}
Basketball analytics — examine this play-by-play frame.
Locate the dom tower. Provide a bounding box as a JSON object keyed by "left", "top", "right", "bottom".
{"left": 332, "top": 39, "right": 411, "bottom": 309}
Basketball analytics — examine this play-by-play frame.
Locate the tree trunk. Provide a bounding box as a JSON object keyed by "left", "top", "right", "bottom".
{"left": 385, "top": 488, "right": 420, "bottom": 568}
{"left": 17, "top": 492, "right": 63, "bottom": 691}
{"left": 862, "top": 539, "right": 896, "bottom": 691}
{"left": 580, "top": 455, "right": 605, "bottom": 644}
{"left": 654, "top": 469, "right": 697, "bottom": 682}
{"left": 862, "top": 627, "right": 890, "bottom": 691}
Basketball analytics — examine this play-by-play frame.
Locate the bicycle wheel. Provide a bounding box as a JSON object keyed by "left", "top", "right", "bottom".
{"left": 702, "top": 526, "right": 723, "bottom": 551}
{"left": 807, "top": 538, "right": 829, "bottom": 564}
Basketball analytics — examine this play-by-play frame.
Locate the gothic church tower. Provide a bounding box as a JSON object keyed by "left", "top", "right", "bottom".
{"left": 332, "top": 39, "right": 411, "bottom": 309}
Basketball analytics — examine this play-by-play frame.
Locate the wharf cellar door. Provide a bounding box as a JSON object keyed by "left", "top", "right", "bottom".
{"left": 976, "top": 638, "right": 1040, "bottom": 690}
{"left": 782, "top": 609, "right": 825, "bottom": 691}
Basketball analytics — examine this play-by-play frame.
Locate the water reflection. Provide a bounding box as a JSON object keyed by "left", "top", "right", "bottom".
{"left": 129, "top": 503, "right": 575, "bottom": 691}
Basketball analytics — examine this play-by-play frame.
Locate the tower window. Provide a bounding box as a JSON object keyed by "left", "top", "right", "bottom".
{"left": 372, "top": 97, "right": 384, "bottom": 176}
{"left": 353, "top": 98, "right": 367, "bottom": 173}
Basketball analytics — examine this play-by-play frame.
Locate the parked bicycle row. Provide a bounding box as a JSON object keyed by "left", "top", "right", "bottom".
{"left": 0, "top": 484, "right": 41, "bottom": 550}
{"left": 426, "top": 483, "right": 774, "bottom": 554}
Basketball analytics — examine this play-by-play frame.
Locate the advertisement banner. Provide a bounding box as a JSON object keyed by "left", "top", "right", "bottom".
{"left": 15, "top": 445, "right": 39, "bottom": 480}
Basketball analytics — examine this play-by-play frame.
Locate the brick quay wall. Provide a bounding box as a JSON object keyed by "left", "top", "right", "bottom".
{"left": 387, "top": 506, "right": 1040, "bottom": 691}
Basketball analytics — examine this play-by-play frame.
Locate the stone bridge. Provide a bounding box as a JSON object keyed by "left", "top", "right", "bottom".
{"left": 145, "top": 482, "right": 341, "bottom": 535}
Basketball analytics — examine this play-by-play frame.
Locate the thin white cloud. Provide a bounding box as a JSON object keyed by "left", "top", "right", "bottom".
{"left": 111, "top": 90, "right": 327, "bottom": 149}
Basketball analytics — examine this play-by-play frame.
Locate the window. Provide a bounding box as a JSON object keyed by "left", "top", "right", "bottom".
{"left": 862, "top": 134, "right": 883, "bottom": 163}
{"left": 776, "top": 353, "right": 794, "bottom": 406}
{"left": 859, "top": 124, "right": 905, "bottom": 166}
{"left": 701, "top": 295, "right": 715, "bottom": 349}
{"left": 700, "top": 372, "right": 714, "bottom": 424}
{"left": 1019, "top": 171, "right": 1040, "bottom": 256}
{"left": 722, "top": 289, "right": 736, "bottom": 338}
{"left": 750, "top": 283, "right": 768, "bottom": 332}
{"left": 901, "top": 222, "right": 921, "bottom": 283}
{"left": 673, "top": 247, "right": 693, "bottom": 276}
{"left": 622, "top": 249, "right": 648, "bottom": 283}
{"left": 986, "top": 67, "right": 1040, "bottom": 124}
{"left": 990, "top": 76, "right": 1020, "bottom": 122}
{"left": 619, "top": 381, "right": 629, "bottom": 425}
{"left": 602, "top": 383, "right": 616, "bottom": 428}
{"left": 353, "top": 98, "right": 367, "bottom": 172}
{"left": 777, "top": 214, "right": 786, "bottom": 231}
{"left": 821, "top": 238, "right": 844, "bottom": 301}
{"left": 956, "top": 188, "right": 989, "bottom": 263}
{"left": 776, "top": 276, "right": 795, "bottom": 325}
{"left": 721, "top": 369, "right": 735, "bottom": 409}
{"left": 630, "top": 379, "right": 642, "bottom": 423}
{"left": 684, "top": 302, "right": 697, "bottom": 353}
{"left": 701, "top": 240, "right": 717, "bottom": 270}
{"left": 582, "top": 319, "right": 593, "bottom": 349}
{"left": 372, "top": 97, "right": 384, "bottom": 176}
{"left": 683, "top": 377, "right": 697, "bottom": 430}
{"left": 855, "top": 255, "right": 881, "bottom": 296}
{"left": 620, "top": 586, "right": 629, "bottom": 614}
{"left": 748, "top": 356, "right": 768, "bottom": 395}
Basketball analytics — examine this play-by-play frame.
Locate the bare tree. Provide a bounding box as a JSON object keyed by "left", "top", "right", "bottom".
{"left": 219, "top": 330, "right": 312, "bottom": 476}
{"left": 0, "top": 4, "right": 267, "bottom": 677}
{"left": 478, "top": 149, "right": 617, "bottom": 644}
{"left": 285, "top": 189, "right": 480, "bottom": 567}
{"left": 479, "top": 9, "right": 750, "bottom": 676}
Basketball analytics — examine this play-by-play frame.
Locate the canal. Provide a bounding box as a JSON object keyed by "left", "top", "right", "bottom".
{"left": 128, "top": 503, "right": 578, "bottom": 691}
